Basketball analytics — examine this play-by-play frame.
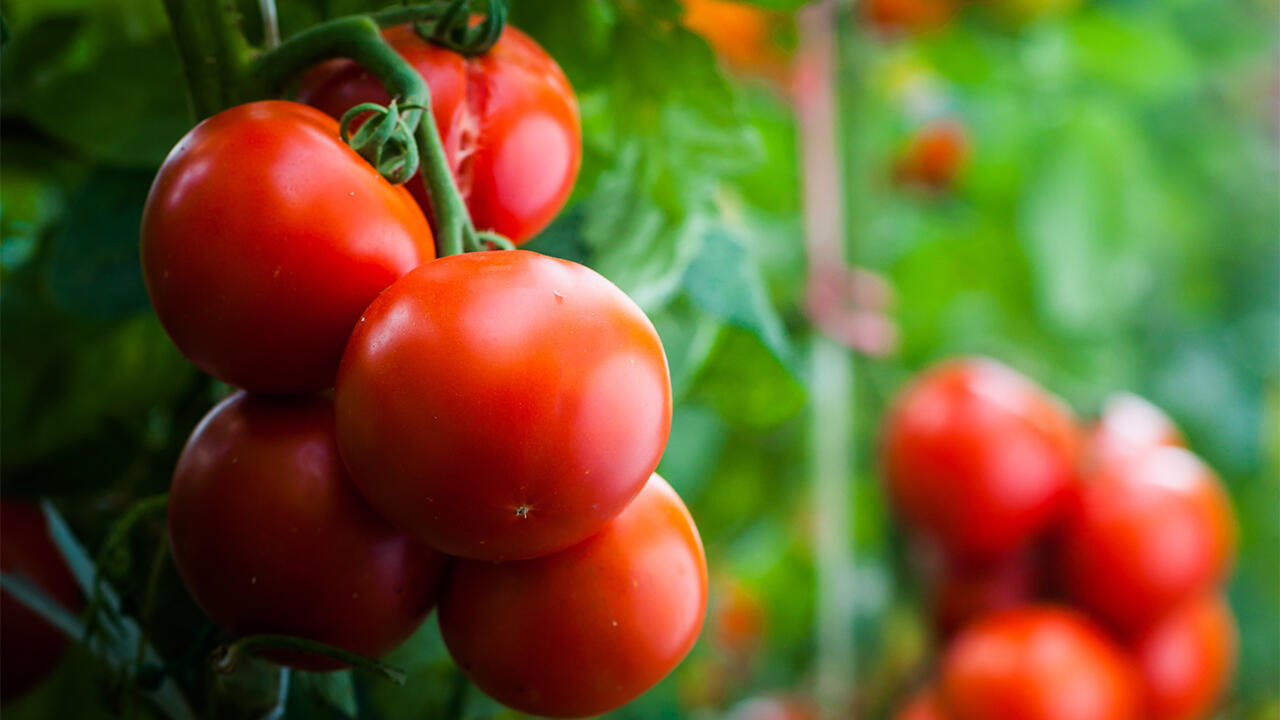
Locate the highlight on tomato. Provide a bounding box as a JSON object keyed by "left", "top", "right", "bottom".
{"left": 167, "top": 392, "right": 446, "bottom": 671}
{"left": 1087, "top": 391, "right": 1184, "bottom": 471}
{"left": 297, "top": 22, "right": 580, "bottom": 245}
{"left": 140, "top": 100, "right": 435, "bottom": 394}
{"left": 437, "top": 474, "right": 707, "bottom": 719}
{"left": 335, "top": 249, "right": 672, "bottom": 562}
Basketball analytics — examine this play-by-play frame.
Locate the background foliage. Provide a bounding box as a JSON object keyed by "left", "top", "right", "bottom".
{"left": 1, "top": 0, "right": 1276, "bottom": 717}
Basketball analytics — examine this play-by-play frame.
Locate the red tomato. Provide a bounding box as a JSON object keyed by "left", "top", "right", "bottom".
{"left": 895, "top": 687, "right": 947, "bottom": 720}
{"left": 893, "top": 121, "right": 969, "bottom": 192}
{"left": 1130, "top": 592, "right": 1236, "bottom": 720}
{"left": 296, "top": 24, "right": 580, "bottom": 245}
{"left": 880, "top": 357, "right": 1081, "bottom": 560}
{"left": 1087, "top": 392, "right": 1183, "bottom": 471}
{"left": 167, "top": 392, "right": 445, "bottom": 671}
{"left": 928, "top": 550, "right": 1038, "bottom": 641}
{"left": 682, "top": 0, "right": 791, "bottom": 83}
{"left": 711, "top": 576, "right": 766, "bottom": 659}
{"left": 940, "top": 607, "right": 1142, "bottom": 720}
{"left": 1, "top": 501, "right": 81, "bottom": 703}
{"left": 335, "top": 250, "right": 671, "bottom": 562}
{"left": 865, "top": 0, "right": 958, "bottom": 35}
{"left": 437, "top": 474, "right": 707, "bottom": 718}
{"left": 141, "top": 101, "right": 434, "bottom": 394}
{"left": 1058, "top": 446, "right": 1236, "bottom": 630}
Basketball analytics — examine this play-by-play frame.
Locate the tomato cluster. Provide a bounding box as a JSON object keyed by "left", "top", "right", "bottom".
{"left": 883, "top": 358, "right": 1238, "bottom": 720}
{"left": 141, "top": 21, "right": 705, "bottom": 718}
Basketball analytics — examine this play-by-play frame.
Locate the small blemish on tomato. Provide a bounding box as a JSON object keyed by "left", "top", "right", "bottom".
{"left": 515, "top": 505, "right": 530, "bottom": 518}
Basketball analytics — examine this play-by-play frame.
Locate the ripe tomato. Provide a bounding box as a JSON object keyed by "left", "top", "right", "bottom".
{"left": 1130, "top": 592, "right": 1236, "bottom": 720}
{"left": 1057, "top": 446, "right": 1235, "bottom": 630}
{"left": 880, "top": 357, "right": 1081, "bottom": 560}
{"left": 893, "top": 121, "right": 969, "bottom": 192}
{"left": 335, "top": 250, "right": 671, "bottom": 562}
{"left": 437, "top": 475, "right": 707, "bottom": 719}
{"left": 167, "top": 392, "right": 445, "bottom": 671}
{"left": 1, "top": 500, "right": 81, "bottom": 703}
{"left": 894, "top": 687, "right": 946, "bottom": 720}
{"left": 864, "top": 0, "right": 957, "bottom": 35}
{"left": 296, "top": 24, "right": 580, "bottom": 245}
{"left": 1086, "top": 392, "right": 1183, "bottom": 471}
{"left": 927, "top": 550, "right": 1038, "bottom": 640}
{"left": 141, "top": 101, "right": 434, "bottom": 394}
{"left": 711, "top": 576, "right": 766, "bottom": 660}
{"left": 682, "top": 0, "right": 791, "bottom": 83}
{"left": 940, "top": 607, "right": 1142, "bottom": 720}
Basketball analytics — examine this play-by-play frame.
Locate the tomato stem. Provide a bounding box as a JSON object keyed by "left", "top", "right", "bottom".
{"left": 160, "top": 0, "right": 253, "bottom": 119}
{"left": 211, "top": 634, "right": 408, "bottom": 685}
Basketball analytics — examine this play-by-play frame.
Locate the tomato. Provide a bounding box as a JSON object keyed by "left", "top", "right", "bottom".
{"left": 940, "top": 607, "right": 1142, "bottom": 720}
{"left": 893, "top": 121, "right": 969, "bottom": 192}
{"left": 1130, "top": 592, "right": 1236, "bottom": 720}
{"left": 1, "top": 500, "right": 81, "bottom": 703}
{"left": 437, "top": 475, "right": 706, "bottom": 718}
{"left": 167, "top": 392, "right": 445, "bottom": 671}
{"left": 1087, "top": 392, "right": 1183, "bottom": 471}
{"left": 927, "top": 550, "right": 1038, "bottom": 641}
{"left": 864, "top": 0, "right": 957, "bottom": 35}
{"left": 894, "top": 687, "right": 947, "bottom": 720}
{"left": 335, "top": 250, "right": 671, "bottom": 562}
{"left": 682, "top": 0, "right": 791, "bottom": 83}
{"left": 880, "top": 357, "right": 1081, "bottom": 560}
{"left": 1057, "top": 446, "right": 1235, "bottom": 630}
{"left": 296, "top": 24, "right": 580, "bottom": 245}
{"left": 141, "top": 101, "right": 434, "bottom": 394}
{"left": 711, "top": 576, "right": 766, "bottom": 659}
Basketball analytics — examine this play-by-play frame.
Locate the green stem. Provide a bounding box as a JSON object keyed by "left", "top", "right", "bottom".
{"left": 443, "top": 666, "right": 470, "bottom": 720}
{"left": 161, "top": 0, "right": 253, "bottom": 119}
{"left": 212, "top": 634, "right": 407, "bottom": 685}
{"left": 249, "top": 15, "right": 478, "bottom": 255}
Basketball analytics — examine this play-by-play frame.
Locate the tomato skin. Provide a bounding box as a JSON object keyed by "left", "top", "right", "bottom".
{"left": 893, "top": 121, "right": 969, "bottom": 191}
{"left": 940, "top": 607, "right": 1142, "bottom": 720}
{"left": 335, "top": 250, "right": 672, "bottom": 562}
{"left": 895, "top": 688, "right": 947, "bottom": 720}
{"left": 1057, "top": 446, "right": 1235, "bottom": 630}
{"left": 167, "top": 392, "right": 445, "bottom": 671}
{"left": 140, "top": 100, "right": 434, "bottom": 394}
{"left": 1130, "top": 592, "right": 1236, "bottom": 720}
{"left": 1, "top": 501, "right": 81, "bottom": 703}
{"left": 437, "top": 475, "right": 707, "bottom": 719}
{"left": 881, "top": 357, "right": 1081, "bottom": 560}
{"left": 1086, "top": 392, "right": 1183, "bottom": 471}
{"left": 296, "top": 24, "right": 580, "bottom": 245}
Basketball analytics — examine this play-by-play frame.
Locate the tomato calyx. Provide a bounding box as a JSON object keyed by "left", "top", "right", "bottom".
{"left": 211, "top": 633, "right": 408, "bottom": 684}
{"left": 339, "top": 100, "right": 423, "bottom": 185}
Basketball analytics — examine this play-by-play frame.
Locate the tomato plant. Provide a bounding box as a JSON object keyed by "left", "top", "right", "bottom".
{"left": 881, "top": 357, "right": 1081, "bottom": 560}
{"left": 1130, "top": 592, "right": 1237, "bottom": 720}
{"left": 167, "top": 392, "right": 446, "bottom": 671}
{"left": 1057, "top": 446, "right": 1236, "bottom": 630}
{"left": 1, "top": 501, "right": 81, "bottom": 703}
{"left": 297, "top": 23, "right": 580, "bottom": 245}
{"left": 940, "top": 607, "right": 1142, "bottom": 720}
{"left": 140, "top": 100, "right": 434, "bottom": 394}
{"left": 335, "top": 249, "right": 672, "bottom": 562}
{"left": 437, "top": 474, "right": 707, "bottom": 718}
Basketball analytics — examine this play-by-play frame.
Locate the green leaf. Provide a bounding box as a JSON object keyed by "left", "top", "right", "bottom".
{"left": 295, "top": 670, "right": 357, "bottom": 718}
{"left": 691, "top": 327, "right": 805, "bottom": 430}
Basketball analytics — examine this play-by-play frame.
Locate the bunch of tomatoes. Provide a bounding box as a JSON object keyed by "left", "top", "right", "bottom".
{"left": 882, "top": 358, "right": 1237, "bottom": 720}
{"left": 1, "top": 16, "right": 712, "bottom": 719}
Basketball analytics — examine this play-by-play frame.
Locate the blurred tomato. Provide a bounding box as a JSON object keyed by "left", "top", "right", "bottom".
{"left": 1087, "top": 392, "right": 1183, "bottom": 471}
{"left": 1131, "top": 592, "right": 1237, "bottom": 720}
{"left": 1, "top": 501, "right": 81, "bottom": 703}
{"left": 881, "top": 357, "right": 1081, "bottom": 560}
{"left": 682, "top": 0, "right": 791, "bottom": 82}
{"left": 893, "top": 121, "right": 969, "bottom": 192}
{"left": 895, "top": 687, "right": 947, "bottom": 720}
{"left": 1058, "top": 446, "right": 1236, "bottom": 630}
{"left": 864, "top": 0, "right": 958, "bottom": 35}
{"left": 940, "top": 607, "right": 1142, "bottom": 720}
{"left": 711, "top": 576, "right": 766, "bottom": 659}
{"left": 927, "top": 550, "right": 1039, "bottom": 640}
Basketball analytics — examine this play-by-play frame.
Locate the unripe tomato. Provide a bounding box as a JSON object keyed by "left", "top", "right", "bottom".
{"left": 928, "top": 550, "right": 1038, "bottom": 641}
{"left": 1, "top": 501, "right": 81, "bottom": 703}
{"left": 893, "top": 121, "right": 969, "bottom": 192}
{"left": 1130, "top": 592, "right": 1236, "bottom": 720}
{"left": 1087, "top": 392, "right": 1183, "bottom": 471}
{"left": 141, "top": 101, "right": 434, "bottom": 394}
{"left": 437, "top": 475, "right": 707, "bottom": 719}
{"left": 335, "top": 250, "right": 671, "bottom": 562}
{"left": 1058, "top": 446, "right": 1235, "bottom": 630}
{"left": 895, "top": 687, "right": 947, "bottom": 720}
{"left": 864, "top": 0, "right": 958, "bottom": 35}
{"left": 881, "top": 357, "right": 1081, "bottom": 560}
{"left": 296, "top": 24, "right": 580, "bottom": 245}
{"left": 167, "top": 392, "right": 445, "bottom": 671}
{"left": 940, "top": 607, "right": 1142, "bottom": 720}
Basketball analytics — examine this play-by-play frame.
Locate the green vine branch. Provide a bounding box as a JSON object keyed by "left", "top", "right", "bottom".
{"left": 212, "top": 634, "right": 407, "bottom": 685}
